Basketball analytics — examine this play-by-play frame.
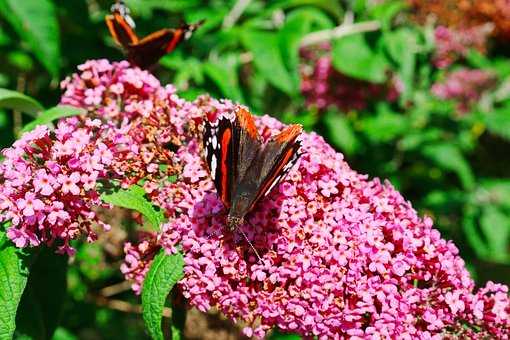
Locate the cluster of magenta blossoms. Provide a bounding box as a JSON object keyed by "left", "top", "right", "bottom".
{"left": 0, "top": 60, "right": 198, "bottom": 254}
{"left": 300, "top": 45, "right": 400, "bottom": 112}
{"left": 431, "top": 68, "right": 496, "bottom": 113}
{"left": 0, "top": 121, "right": 114, "bottom": 255}
{"left": 433, "top": 25, "right": 492, "bottom": 69}
{"left": 1, "top": 59, "right": 509, "bottom": 338}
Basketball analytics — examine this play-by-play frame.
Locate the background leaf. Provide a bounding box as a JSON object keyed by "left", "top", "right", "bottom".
{"left": 141, "top": 250, "right": 184, "bottom": 340}
{"left": 0, "top": 88, "right": 43, "bottom": 117}
{"left": 21, "top": 105, "right": 85, "bottom": 133}
{"left": 0, "top": 243, "right": 29, "bottom": 340}
{"left": 322, "top": 111, "right": 359, "bottom": 155}
{"left": 242, "top": 31, "right": 295, "bottom": 95}
{"left": 422, "top": 143, "right": 475, "bottom": 190}
{"left": 332, "top": 33, "right": 389, "bottom": 83}
{"left": 480, "top": 206, "right": 510, "bottom": 262}
{"left": 101, "top": 185, "right": 165, "bottom": 230}
{"left": 0, "top": 0, "right": 60, "bottom": 77}
{"left": 484, "top": 105, "right": 510, "bottom": 140}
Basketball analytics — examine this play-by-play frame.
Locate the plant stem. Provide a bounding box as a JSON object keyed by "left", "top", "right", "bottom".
{"left": 300, "top": 20, "right": 381, "bottom": 48}
{"left": 223, "top": 0, "right": 252, "bottom": 28}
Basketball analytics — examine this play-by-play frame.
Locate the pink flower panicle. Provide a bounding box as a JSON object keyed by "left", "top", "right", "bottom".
{"left": 300, "top": 45, "right": 400, "bottom": 112}
{"left": 433, "top": 25, "right": 492, "bottom": 69}
{"left": 0, "top": 122, "right": 112, "bottom": 255}
{"left": 431, "top": 68, "right": 496, "bottom": 113}
{"left": 1, "top": 59, "right": 508, "bottom": 338}
{"left": 149, "top": 96, "right": 509, "bottom": 338}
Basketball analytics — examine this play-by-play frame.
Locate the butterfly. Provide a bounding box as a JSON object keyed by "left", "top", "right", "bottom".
{"left": 203, "top": 107, "right": 303, "bottom": 232}
{"left": 105, "top": 0, "right": 203, "bottom": 69}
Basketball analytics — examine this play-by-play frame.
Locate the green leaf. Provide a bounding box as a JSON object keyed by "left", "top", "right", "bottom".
{"left": 278, "top": 8, "right": 331, "bottom": 92}
{"left": 142, "top": 249, "right": 184, "bottom": 340}
{"left": 21, "top": 105, "right": 86, "bottom": 133}
{"left": 463, "top": 206, "right": 489, "bottom": 258}
{"left": 322, "top": 111, "right": 360, "bottom": 155}
{"left": 383, "top": 28, "right": 418, "bottom": 102}
{"left": 484, "top": 105, "right": 510, "bottom": 140}
{"left": 480, "top": 206, "right": 510, "bottom": 262}
{"left": 0, "top": 0, "right": 60, "bottom": 77}
{"left": 242, "top": 31, "right": 295, "bottom": 95}
{"left": 51, "top": 327, "right": 78, "bottom": 340}
{"left": 269, "top": 0, "right": 343, "bottom": 20}
{"left": 369, "top": 0, "right": 407, "bottom": 30}
{"left": 0, "top": 88, "right": 43, "bottom": 117}
{"left": 332, "top": 33, "right": 389, "bottom": 83}
{"left": 361, "top": 104, "right": 409, "bottom": 143}
{"left": 0, "top": 243, "right": 29, "bottom": 340}
{"left": 422, "top": 143, "right": 475, "bottom": 190}
{"left": 101, "top": 185, "right": 165, "bottom": 230}
{"left": 15, "top": 248, "right": 68, "bottom": 340}
{"left": 269, "top": 329, "right": 301, "bottom": 339}
{"left": 203, "top": 56, "right": 244, "bottom": 103}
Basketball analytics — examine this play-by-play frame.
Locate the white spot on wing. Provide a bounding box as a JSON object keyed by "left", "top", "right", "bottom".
{"left": 265, "top": 175, "right": 282, "bottom": 196}
{"left": 210, "top": 154, "right": 217, "bottom": 178}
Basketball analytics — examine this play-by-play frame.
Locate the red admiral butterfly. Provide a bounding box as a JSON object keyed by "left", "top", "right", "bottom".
{"left": 203, "top": 107, "right": 303, "bottom": 232}
{"left": 105, "top": 1, "right": 203, "bottom": 69}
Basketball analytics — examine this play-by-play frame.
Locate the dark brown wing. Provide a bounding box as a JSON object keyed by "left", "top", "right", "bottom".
{"left": 126, "top": 29, "right": 177, "bottom": 69}
{"left": 233, "top": 107, "right": 262, "bottom": 184}
{"left": 105, "top": 12, "right": 139, "bottom": 47}
{"left": 127, "top": 21, "right": 203, "bottom": 69}
{"left": 249, "top": 124, "right": 302, "bottom": 208}
{"left": 203, "top": 113, "right": 237, "bottom": 209}
{"left": 228, "top": 123, "right": 302, "bottom": 220}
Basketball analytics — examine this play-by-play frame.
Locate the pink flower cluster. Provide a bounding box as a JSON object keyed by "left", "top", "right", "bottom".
{"left": 0, "top": 122, "right": 113, "bottom": 255}
{"left": 2, "top": 59, "right": 508, "bottom": 338}
{"left": 431, "top": 68, "right": 496, "bottom": 113}
{"left": 0, "top": 59, "right": 200, "bottom": 253}
{"left": 433, "top": 25, "right": 492, "bottom": 69}
{"left": 300, "top": 45, "right": 399, "bottom": 112}
{"left": 154, "top": 104, "right": 509, "bottom": 338}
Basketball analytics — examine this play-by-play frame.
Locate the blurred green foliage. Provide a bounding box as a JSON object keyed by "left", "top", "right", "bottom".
{"left": 0, "top": 0, "right": 510, "bottom": 339}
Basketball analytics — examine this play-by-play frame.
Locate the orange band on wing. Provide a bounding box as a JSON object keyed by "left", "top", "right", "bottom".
{"left": 274, "top": 124, "right": 302, "bottom": 143}
{"left": 166, "top": 30, "right": 183, "bottom": 52}
{"left": 220, "top": 128, "right": 232, "bottom": 206}
{"left": 235, "top": 107, "right": 259, "bottom": 140}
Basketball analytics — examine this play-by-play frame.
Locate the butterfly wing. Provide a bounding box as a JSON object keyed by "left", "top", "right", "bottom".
{"left": 249, "top": 124, "right": 303, "bottom": 207}
{"left": 233, "top": 107, "right": 262, "bottom": 182}
{"left": 203, "top": 113, "right": 237, "bottom": 208}
{"left": 105, "top": 12, "right": 138, "bottom": 47}
{"left": 127, "top": 21, "right": 203, "bottom": 69}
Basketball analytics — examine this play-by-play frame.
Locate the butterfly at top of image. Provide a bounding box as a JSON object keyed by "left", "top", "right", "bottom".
{"left": 203, "top": 107, "right": 303, "bottom": 233}
{"left": 105, "top": 0, "right": 203, "bottom": 69}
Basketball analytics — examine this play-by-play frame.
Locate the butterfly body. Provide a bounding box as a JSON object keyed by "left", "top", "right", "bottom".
{"left": 203, "top": 108, "right": 303, "bottom": 231}
{"left": 105, "top": 1, "right": 202, "bottom": 69}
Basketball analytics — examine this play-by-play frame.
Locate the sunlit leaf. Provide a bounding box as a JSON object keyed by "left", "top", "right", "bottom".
{"left": 242, "top": 31, "right": 295, "bottom": 95}
{"left": 322, "top": 111, "right": 360, "bottom": 155}
{"left": 21, "top": 105, "right": 85, "bottom": 133}
{"left": 0, "top": 0, "right": 60, "bottom": 77}
{"left": 101, "top": 185, "right": 165, "bottom": 230}
{"left": 0, "top": 243, "right": 29, "bottom": 339}
{"left": 142, "top": 249, "right": 184, "bottom": 340}
{"left": 0, "top": 88, "right": 43, "bottom": 117}
{"left": 332, "top": 33, "right": 389, "bottom": 83}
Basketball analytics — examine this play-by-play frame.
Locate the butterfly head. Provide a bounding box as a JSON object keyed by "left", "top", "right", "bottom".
{"left": 226, "top": 215, "right": 244, "bottom": 231}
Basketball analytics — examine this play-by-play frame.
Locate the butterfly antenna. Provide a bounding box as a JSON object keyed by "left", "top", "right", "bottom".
{"left": 238, "top": 226, "right": 262, "bottom": 263}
